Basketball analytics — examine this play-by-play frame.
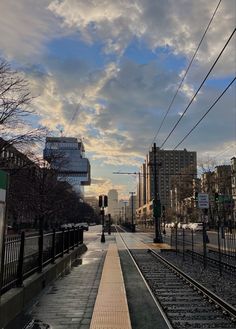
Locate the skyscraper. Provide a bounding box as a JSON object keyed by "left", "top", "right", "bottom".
{"left": 43, "top": 137, "right": 90, "bottom": 194}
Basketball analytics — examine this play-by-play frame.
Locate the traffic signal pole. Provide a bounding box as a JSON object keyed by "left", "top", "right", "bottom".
{"left": 99, "top": 195, "right": 108, "bottom": 243}
{"left": 101, "top": 207, "right": 105, "bottom": 243}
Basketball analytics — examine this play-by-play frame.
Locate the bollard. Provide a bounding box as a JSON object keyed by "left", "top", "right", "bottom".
{"left": 101, "top": 229, "right": 105, "bottom": 243}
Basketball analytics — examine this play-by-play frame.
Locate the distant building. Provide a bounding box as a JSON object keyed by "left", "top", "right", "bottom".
{"left": 214, "top": 165, "right": 231, "bottom": 195}
{"left": 107, "top": 189, "right": 119, "bottom": 220}
{"left": 44, "top": 137, "right": 90, "bottom": 194}
{"left": 126, "top": 193, "right": 138, "bottom": 222}
{"left": 137, "top": 146, "right": 197, "bottom": 220}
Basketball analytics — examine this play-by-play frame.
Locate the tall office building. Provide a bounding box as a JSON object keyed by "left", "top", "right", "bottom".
{"left": 43, "top": 137, "right": 90, "bottom": 194}
{"left": 137, "top": 147, "right": 197, "bottom": 215}
{"left": 107, "top": 189, "right": 119, "bottom": 219}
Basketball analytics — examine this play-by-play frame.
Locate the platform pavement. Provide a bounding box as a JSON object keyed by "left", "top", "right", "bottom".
{"left": 7, "top": 231, "right": 171, "bottom": 329}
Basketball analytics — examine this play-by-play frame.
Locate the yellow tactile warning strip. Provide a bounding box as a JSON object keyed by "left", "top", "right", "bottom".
{"left": 89, "top": 243, "right": 132, "bottom": 329}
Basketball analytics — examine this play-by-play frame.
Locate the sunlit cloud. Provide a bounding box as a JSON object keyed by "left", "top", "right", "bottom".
{"left": 0, "top": 0, "right": 235, "bottom": 197}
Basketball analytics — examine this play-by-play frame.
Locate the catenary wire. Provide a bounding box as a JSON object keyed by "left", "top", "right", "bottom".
{"left": 151, "top": 0, "right": 222, "bottom": 148}
{"left": 65, "top": 93, "right": 85, "bottom": 135}
{"left": 173, "top": 76, "right": 236, "bottom": 150}
{"left": 160, "top": 27, "right": 235, "bottom": 149}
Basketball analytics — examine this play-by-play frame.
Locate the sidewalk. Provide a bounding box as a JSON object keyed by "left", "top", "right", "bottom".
{"left": 7, "top": 235, "right": 109, "bottom": 329}
{"left": 7, "top": 231, "right": 171, "bottom": 329}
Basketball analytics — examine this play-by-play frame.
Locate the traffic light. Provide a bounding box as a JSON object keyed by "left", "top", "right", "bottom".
{"left": 104, "top": 195, "right": 108, "bottom": 207}
{"left": 99, "top": 195, "right": 103, "bottom": 207}
{"left": 194, "top": 192, "right": 198, "bottom": 201}
{"left": 214, "top": 192, "right": 219, "bottom": 202}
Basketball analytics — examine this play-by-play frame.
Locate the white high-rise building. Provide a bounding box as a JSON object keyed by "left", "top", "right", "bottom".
{"left": 43, "top": 137, "right": 90, "bottom": 194}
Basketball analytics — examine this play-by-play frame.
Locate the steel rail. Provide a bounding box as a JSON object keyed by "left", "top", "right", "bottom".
{"left": 149, "top": 248, "right": 236, "bottom": 320}
{"left": 115, "top": 226, "right": 174, "bottom": 329}
{"left": 185, "top": 249, "right": 236, "bottom": 273}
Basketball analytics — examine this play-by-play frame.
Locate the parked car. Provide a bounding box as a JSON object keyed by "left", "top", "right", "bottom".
{"left": 191, "top": 223, "right": 203, "bottom": 231}
{"left": 182, "top": 223, "right": 189, "bottom": 230}
{"left": 79, "top": 222, "right": 89, "bottom": 231}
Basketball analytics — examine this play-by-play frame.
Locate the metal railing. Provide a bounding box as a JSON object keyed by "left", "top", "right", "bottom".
{"left": 170, "top": 223, "right": 236, "bottom": 276}
{"left": 0, "top": 227, "right": 84, "bottom": 294}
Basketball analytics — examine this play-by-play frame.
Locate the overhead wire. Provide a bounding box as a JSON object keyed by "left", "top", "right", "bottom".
{"left": 173, "top": 76, "right": 236, "bottom": 150}
{"left": 150, "top": 0, "right": 222, "bottom": 148}
{"left": 160, "top": 27, "right": 236, "bottom": 149}
{"left": 65, "top": 93, "right": 85, "bottom": 135}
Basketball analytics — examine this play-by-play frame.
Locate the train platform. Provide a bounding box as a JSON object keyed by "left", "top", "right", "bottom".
{"left": 7, "top": 230, "right": 171, "bottom": 329}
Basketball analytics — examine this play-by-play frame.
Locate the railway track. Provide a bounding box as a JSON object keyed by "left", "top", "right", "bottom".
{"left": 116, "top": 228, "right": 236, "bottom": 329}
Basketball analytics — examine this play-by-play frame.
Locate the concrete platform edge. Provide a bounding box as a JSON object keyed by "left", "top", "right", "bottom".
{"left": 0, "top": 244, "right": 87, "bottom": 329}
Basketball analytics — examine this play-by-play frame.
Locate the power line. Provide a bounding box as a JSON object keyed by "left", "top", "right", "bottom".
{"left": 150, "top": 0, "right": 222, "bottom": 148}
{"left": 65, "top": 93, "right": 85, "bottom": 135}
{"left": 160, "top": 27, "right": 236, "bottom": 148}
{"left": 173, "top": 76, "right": 236, "bottom": 150}
{"left": 212, "top": 143, "right": 236, "bottom": 159}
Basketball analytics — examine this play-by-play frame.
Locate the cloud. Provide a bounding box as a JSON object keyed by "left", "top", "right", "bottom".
{"left": 1, "top": 0, "right": 234, "bottom": 198}
{"left": 86, "top": 176, "right": 126, "bottom": 197}
{"left": 0, "top": 1, "right": 61, "bottom": 60}
{"left": 48, "top": 0, "right": 235, "bottom": 73}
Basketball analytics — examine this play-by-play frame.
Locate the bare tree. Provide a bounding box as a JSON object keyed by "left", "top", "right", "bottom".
{"left": 0, "top": 58, "right": 45, "bottom": 151}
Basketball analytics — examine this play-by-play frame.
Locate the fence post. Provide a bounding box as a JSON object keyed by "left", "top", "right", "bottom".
{"left": 191, "top": 229, "right": 194, "bottom": 264}
{"left": 51, "top": 229, "right": 56, "bottom": 264}
{"left": 72, "top": 226, "right": 75, "bottom": 250}
{"left": 182, "top": 228, "right": 185, "bottom": 261}
{"left": 203, "top": 221, "right": 207, "bottom": 269}
{"left": 61, "top": 228, "right": 65, "bottom": 257}
{"left": 217, "top": 223, "right": 222, "bottom": 276}
{"left": 76, "top": 227, "right": 79, "bottom": 247}
{"left": 0, "top": 234, "right": 7, "bottom": 294}
{"left": 17, "top": 231, "right": 25, "bottom": 286}
{"left": 175, "top": 225, "right": 178, "bottom": 254}
{"left": 67, "top": 228, "right": 70, "bottom": 253}
{"left": 79, "top": 228, "right": 83, "bottom": 244}
{"left": 38, "top": 229, "right": 44, "bottom": 272}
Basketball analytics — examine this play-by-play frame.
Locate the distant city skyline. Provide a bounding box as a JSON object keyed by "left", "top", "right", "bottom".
{"left": 0, "top": 0, "right": 235, "bottom": 198}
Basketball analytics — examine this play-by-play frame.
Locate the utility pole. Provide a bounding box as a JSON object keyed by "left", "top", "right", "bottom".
{"left": 152, "top": 143, "right": 163, "bottom": 243}
{"left": 124, "top": 201, "right": 127, "bottom": 223}
{"left": 129, "top": 192, "right": 135, "bottom": 232}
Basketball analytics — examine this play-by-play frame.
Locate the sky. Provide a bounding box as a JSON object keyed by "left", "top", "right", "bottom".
{"left": 0, "top": 0, "right": 235, "bottom": 199}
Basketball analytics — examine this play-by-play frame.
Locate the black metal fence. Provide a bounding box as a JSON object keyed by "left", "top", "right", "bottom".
{"left": 0, "top": 227, "right": 84, "bottom": 294}
{"left": 170, "top": 223, "right": 236, "bottom": 276}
